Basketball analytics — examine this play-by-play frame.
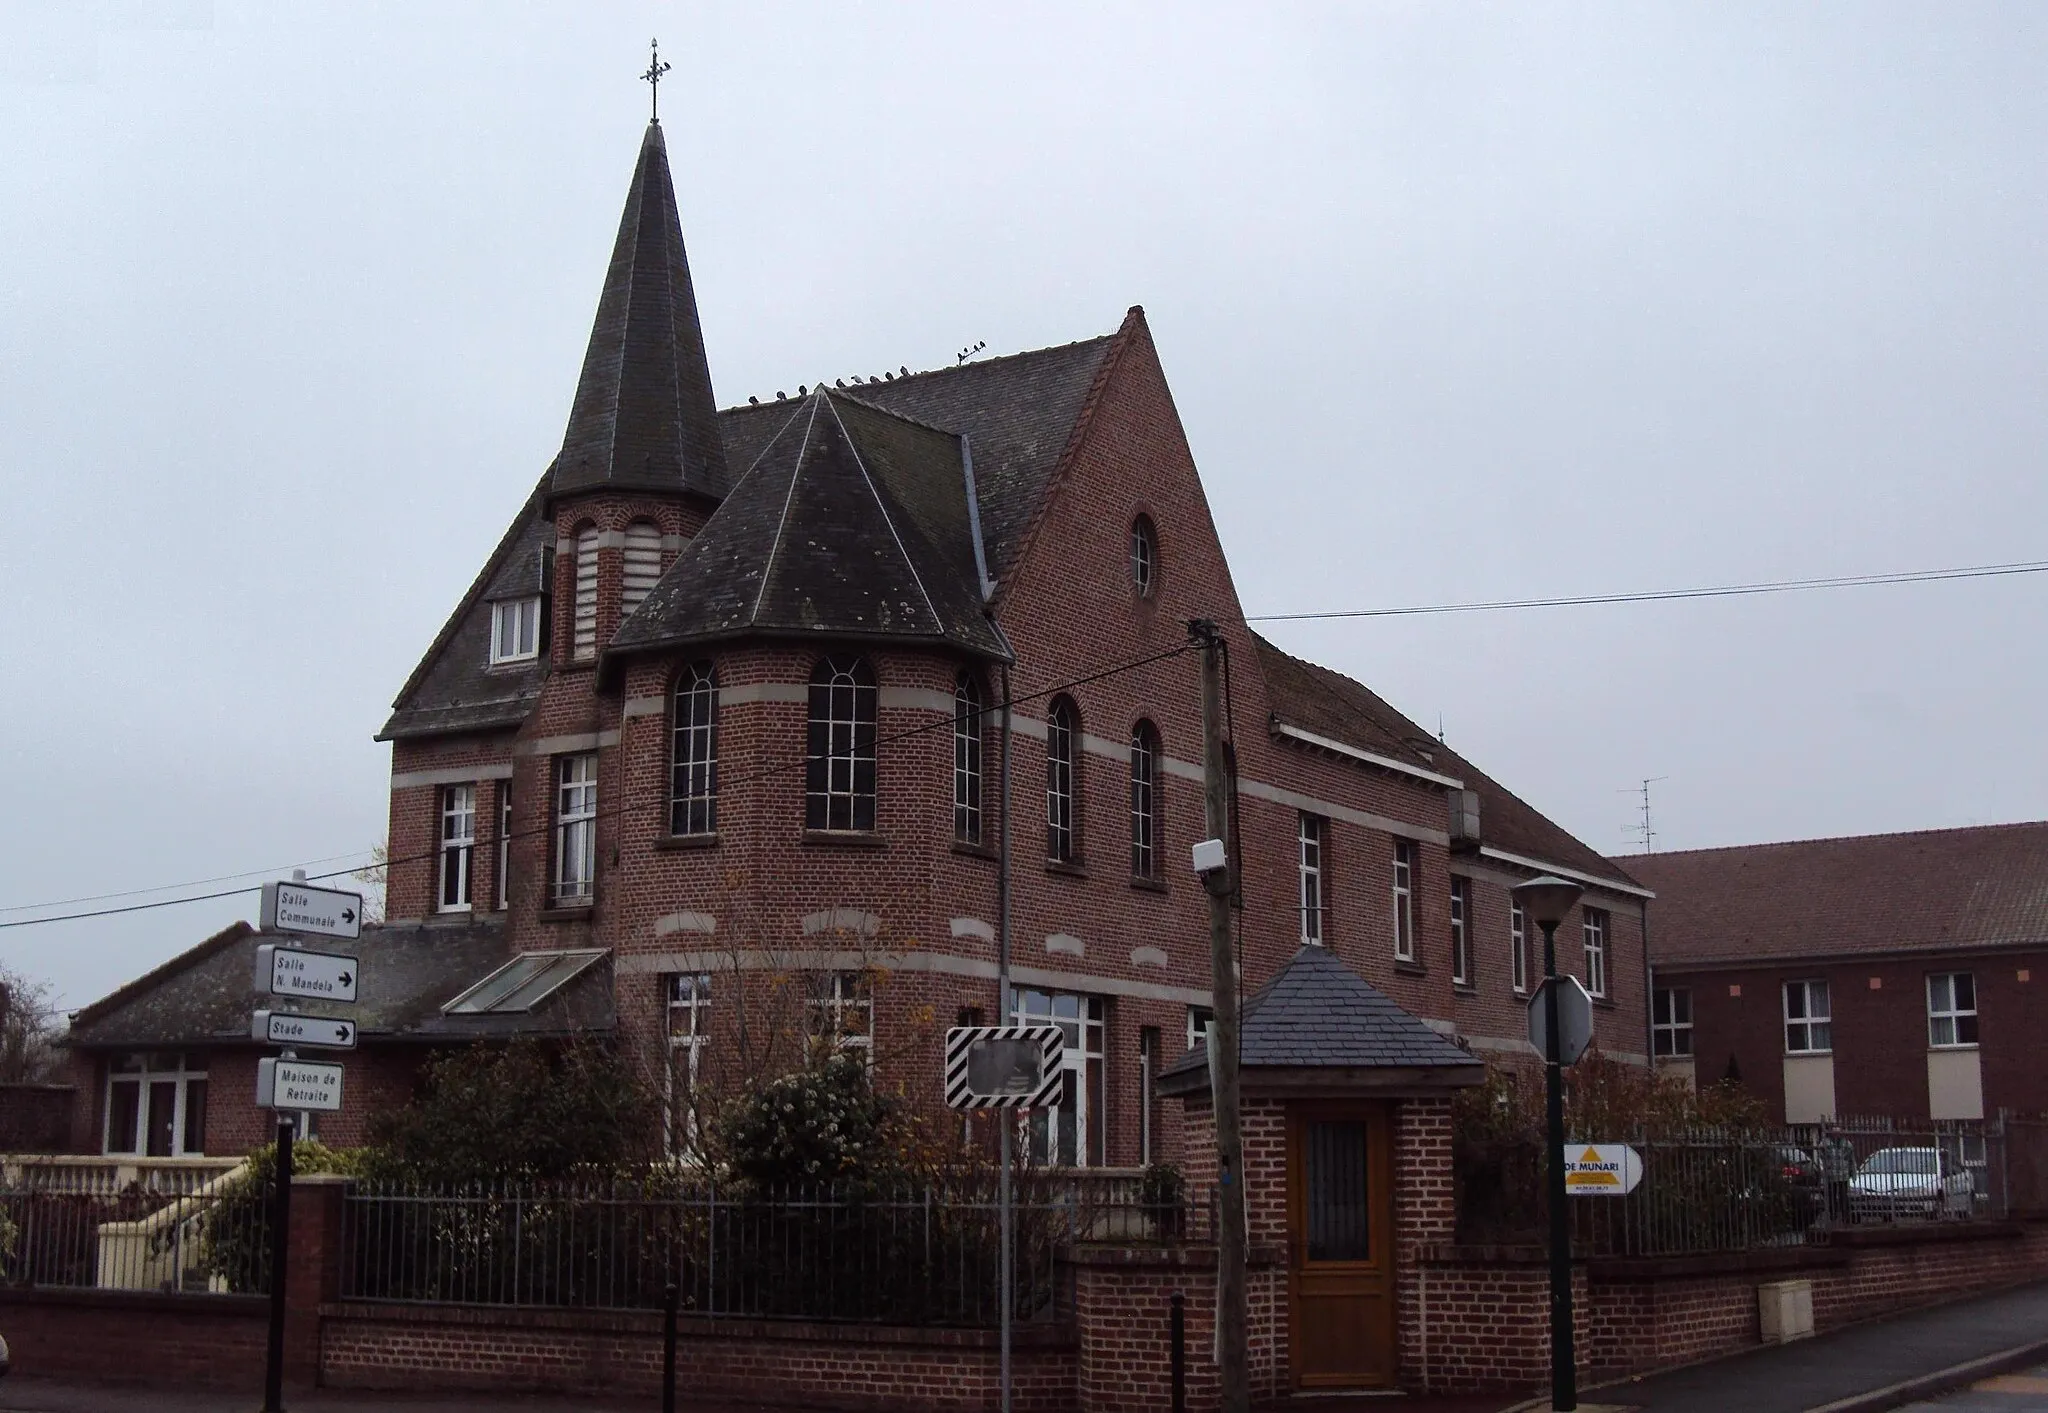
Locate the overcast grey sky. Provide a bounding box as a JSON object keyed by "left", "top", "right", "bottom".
{"left": 4, "top": 2, "right": 2045, "bottom": 1012}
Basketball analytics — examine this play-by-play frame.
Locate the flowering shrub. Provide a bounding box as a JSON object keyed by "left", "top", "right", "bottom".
{"left": 715, "top": 1053, "right": 897, "bottom": 1187}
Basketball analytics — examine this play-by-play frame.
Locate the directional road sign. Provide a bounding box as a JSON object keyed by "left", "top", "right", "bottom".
{"left": 256, "top": 1057, "right": 345, "bottom": 1113}
{"left": 261, "top": 880, "right": 363, "bottom": 942}
{"left": 1527, "top": 975, "right": 1595, "bottom": 1066}
{"left": 944, "top": 1026, "right": 1064, "bottom": 1109}
{"left": 254, "top": 943, "right": 359, "bottom": 1004}
{"left": 1563, "top": 1143, "right": 1644, "bottom": 1196}
{"left": 251, "top": 1010, "right": 357, "bottom": 1051}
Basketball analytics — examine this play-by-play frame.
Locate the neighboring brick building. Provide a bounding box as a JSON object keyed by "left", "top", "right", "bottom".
{"left": 1625, "top": 821, "right": 2048, "bottom": 1123}
{"left": 60, "top": 117, "right": 1646, "bottom": 1205}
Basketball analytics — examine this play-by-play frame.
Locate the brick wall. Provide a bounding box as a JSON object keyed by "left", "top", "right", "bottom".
{"left": 0, "top": 1288, "right": 268, "bottom": 1387}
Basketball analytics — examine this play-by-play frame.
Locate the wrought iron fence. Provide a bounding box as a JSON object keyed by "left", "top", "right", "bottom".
{"left": 1459, "top": 1117, "right": 2009, "bottom": 1258}
{"left": 340, "top": 1170, "right": 1197, "bottom": 1324}
{"left": 0, "top": 1162, "right": 268, "bottom": 1294}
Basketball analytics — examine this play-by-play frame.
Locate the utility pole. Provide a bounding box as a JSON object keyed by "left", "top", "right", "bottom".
{"left": 1191, "top": 619, "right": 1248, "bottom": 1413}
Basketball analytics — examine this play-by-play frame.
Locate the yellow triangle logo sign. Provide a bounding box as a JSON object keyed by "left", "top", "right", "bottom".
{"left": 1579, "top": 1147, "right": 1603, "bottom": 1163}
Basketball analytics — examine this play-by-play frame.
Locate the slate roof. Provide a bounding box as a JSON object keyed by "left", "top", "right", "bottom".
{"left": 62, "top": 917, "right": 614, "bottom": 1050}
{"left": 1251, "top": 633, "right": 1644, "bottom": 892}
{"left": 379, "top": 476, "right": 553, "bottom": 741}
{"left": 1162, "top": 944, "right": 1482, "bottom": 1081}
{"left": 608, "top": 389, "right": 1010, "bottom": 663}
{"left": 549, "top": 120, "right": 729, "bottom": 503}
{"left": 1624, "top": 821, "right": 2048, "bottom": 969}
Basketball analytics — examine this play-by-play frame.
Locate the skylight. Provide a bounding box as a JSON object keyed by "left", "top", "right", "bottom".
{"left": 442, "top": 950, "right": 606, "bottom": 1015}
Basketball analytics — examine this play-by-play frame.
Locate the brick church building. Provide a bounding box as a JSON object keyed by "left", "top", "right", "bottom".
{"left": 61, "top": 117, "right": 1650, "bottom": 1178}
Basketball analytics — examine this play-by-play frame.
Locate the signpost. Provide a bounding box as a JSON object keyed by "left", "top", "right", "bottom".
{"left": 252, "top": 1010, "right": 357, "bottom": 1050}
{"left": 254, "top": 873, "right": 364, "bottom": 1413}
{"left": 1527, "top": 975, "right": 1595, "bottom": 1067}
{"left": 1563, "top": 1144, "right": 1645, "bottom": 1196}
{"left": 254, "top": 943, "right": 359, "bottom": 1003}
{"left": 259, "top": 880, "right": 363, "bottom": 941}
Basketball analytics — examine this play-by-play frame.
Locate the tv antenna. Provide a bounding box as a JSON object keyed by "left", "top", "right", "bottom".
{"left": 1621, "top": 777, "right": 1668, "bottom": 855}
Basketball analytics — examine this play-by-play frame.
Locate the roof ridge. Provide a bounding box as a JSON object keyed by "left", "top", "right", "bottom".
{"left": 1621, "top": 818, "right": 2048, "bottom": 861}
{"left": 749, "top": 395, "right": 825, "bottom": 626}
{"left": 825, "top": 386, "right": 961, "bottom": 441}
{"left": 721, "top": 332, "right": 1120, "bottom": 414}
{"left": 63, "top": 920, "right": 254, "bottom": 1035}
{"left": 822, "top": 394, "right": 945, "bottom": 632}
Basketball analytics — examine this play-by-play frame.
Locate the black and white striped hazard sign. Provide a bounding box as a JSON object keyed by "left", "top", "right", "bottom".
{"left": 944, "top": 1025, "right": 1064, "bottom": 1110}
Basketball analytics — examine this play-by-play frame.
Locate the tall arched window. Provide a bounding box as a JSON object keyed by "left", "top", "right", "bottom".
{"left": 1046, "top": 697, "right": 1080, "bottom": 863}
{"left": 669, "top": 660, "right": 718, "bottom": 836}
{"left": 621, "top": 521, "right": 662, "bottom": 619}
{"left": 1130, "top": 515, "right": 1158, "bottom": 598}
{"left": 1129, "top": 720, "right": 1160, "bottom": 879}
{"left": 807, "top": 656, "right": 877, "bottom": 831}
{"left": 571, "top": 525, "right": 600, "bottom": 661}
{"left": 954, "top": 673, "right": 984, "bottom": 845}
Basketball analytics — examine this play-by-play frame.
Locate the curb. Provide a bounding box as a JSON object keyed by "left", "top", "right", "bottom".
{"left": 1801, "top": 1335, "right": 2048, "bottom": 1413}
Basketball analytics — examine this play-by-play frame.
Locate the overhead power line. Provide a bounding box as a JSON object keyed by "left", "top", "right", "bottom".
{"left": 0, "top": 641, "right": 1196, "bottom": 931}
{"left": 1239, "top": 558, "right": 2048, "bottom": 624}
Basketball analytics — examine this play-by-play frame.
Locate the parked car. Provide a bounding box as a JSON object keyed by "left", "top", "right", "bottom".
{"left": 1769, "top": 1145, "right": 1826, "bottom": 1223}
{"left": 1848, "top": 1147, "right": 1975, "bottom": 1221}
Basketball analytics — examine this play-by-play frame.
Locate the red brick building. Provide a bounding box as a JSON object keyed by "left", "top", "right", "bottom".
{"left": 1626, "top": 821, "right": 2048, "bottom": 1123}
{"left": 60, "top": 118, "right": 1647, "bottom": 1180}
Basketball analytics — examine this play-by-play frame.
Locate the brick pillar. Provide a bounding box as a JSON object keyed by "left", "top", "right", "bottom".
{"left": 1394, "top": 1096, "right": 1453, "bottom": 1389}
{"left": 284, "top": 1174, "right": 350, "bottom": 1386}
{"left": 1072, "top": 1246, "right": 1220, "bottom": 1413}
{"left": 1173, "top": 1093, "right": 1288, "bottom": 1403}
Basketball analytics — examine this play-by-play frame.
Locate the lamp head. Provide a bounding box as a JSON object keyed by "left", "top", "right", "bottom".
{"left": 1512, "top": 874, "right": 1584, "bottom": 929}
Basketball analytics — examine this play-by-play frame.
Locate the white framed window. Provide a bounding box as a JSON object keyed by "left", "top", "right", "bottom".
{"left": 490, "top": 597, "right": 541, "bottom": 664}
{"left": 808, "top": 972, "right": 873, "bottom": 1060}
{"left": 438, "top": 784, "right": 475, "bottom": 912}
{"left": 1186, "top": 1004, "right": 1214, "bottom": 1053}
{"left": 1510, "top": 902, "right": 1528, "bottom": 994}
{"left": 1299, "top": 813, "right": 1326, "bottom": 945}
{"left": 103, "top": 1052, "right": 208, "bottom": 1157}
{"left": 1045, "top": 697, "right": 1080, "bottom": 863}
{"left": 553, "top": 753, "right": 597, "bottom": 905}
{"left": 669, "top": 661, "right": 718, "bottom": 836}
{"left": 1138, "top": 1026, "right": 1161, "bottom": 1167}
{"left": 1450, "top": 877, "right": 1473, "bottom": 986}
{"left": 1652, "top": 987, "right": 1693, "bottom": 1057}
{"left": 621, "top": 521, "right": 661, "bottom": 618}
{"left": 1582, "top": 907, "right": 1609, "bottom": 998}
{"left": 1130, "top": 515, "right": 1157, "bottom": 597}
{"left": 806, "top": 656, "right": 877, "bottom": 831}
{"left": 571, "top": 526, "right": 600, "bottom": 662}
{"left": 496, "top": 786, "right": 511, "bottom": 910}
{"left": 1391, "top": 839, "right": 1416, "bottom": 963}
{"left": 1011, "top": 989, "right": 1107, "bottom": 1167}
{"left": 666, "top": 973, "right": 711, "bottom": 1157}
{"left": 1130, "top": 721, "right": 1160, "bottom": 880}
{"left": 954, "top": 674, "right": 984, "bottom": 845}
{"left": 1927, "top": 972, "right": 1978, "bottom": 1048}
{"left": 1784, "top": 979, "right": 1832, "bottom": 1054}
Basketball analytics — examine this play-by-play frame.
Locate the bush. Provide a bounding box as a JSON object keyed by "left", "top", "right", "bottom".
{"left": 200, "top": 1138, "right": 359, "bottom": 1293}
{"left": 714, "top": 1053, "right": 897, "bottom": 1188}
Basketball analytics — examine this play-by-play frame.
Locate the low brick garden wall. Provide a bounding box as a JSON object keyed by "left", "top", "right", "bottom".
{"left": 0, "top": 1286, "right": 270, "bottom": 1388}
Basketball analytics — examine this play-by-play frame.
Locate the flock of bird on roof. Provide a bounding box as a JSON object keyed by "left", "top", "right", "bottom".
{"left": 749, "top": 341, "right": 990, "bottom": 404}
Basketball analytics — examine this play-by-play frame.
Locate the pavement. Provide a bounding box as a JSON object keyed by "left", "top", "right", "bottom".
{"left": 1, "top": 1279, "right": 2043, "bottom": 1413}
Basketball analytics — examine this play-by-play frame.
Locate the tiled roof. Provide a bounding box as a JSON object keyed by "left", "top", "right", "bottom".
{"left": 1251, "top": 633, "right": 1643, "bottom": 890}
{"left": 1162, "top": 944, "right": 1482, "bottom": 1080}
{"left": 1624, "top": 821, "right": 2048, "bottom": 968}
{"left": 62, "top": 917, "right": 613, "bottom": 1049}
{"left": 548, "top": 121, "right": 729, "bottom": 503}
{"left": 608, "top": 388, "right": 1010, "bottom": 662}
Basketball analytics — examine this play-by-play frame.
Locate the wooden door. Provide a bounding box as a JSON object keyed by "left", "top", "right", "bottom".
{"left": 1287, "top": 1103, "right": 1395, "bottom": 1389}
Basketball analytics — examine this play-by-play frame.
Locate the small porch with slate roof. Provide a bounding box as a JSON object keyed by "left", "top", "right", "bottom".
{"left": 1153, "top": 944, "right": 1483, "bottom": 1398}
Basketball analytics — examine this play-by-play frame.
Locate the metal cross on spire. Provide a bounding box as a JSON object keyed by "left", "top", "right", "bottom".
{"left": 640, "top": 38, "right": 671, "bottom": 122}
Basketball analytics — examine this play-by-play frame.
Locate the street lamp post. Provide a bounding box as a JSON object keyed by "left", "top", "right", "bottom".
{"left": 1514, "top": 874, "right": 1585, "bottom": 1413}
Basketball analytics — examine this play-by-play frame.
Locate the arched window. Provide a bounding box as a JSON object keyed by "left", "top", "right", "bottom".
{"left": 1130, "top": 515, "right": 1158, "bottom": 598}
{"left": 1129, "top": 720, "right": 1160, "bottom": 879}
{"left": 954, "top": 673, "right": 984, "bottom": 845}
{"left": 621, "top": 521, "right": 662, "bottom": 619}
{"left": 1045, "top": 697, "right": 1080, "bottom": 863}
{"left": 571, "top": 525, "right": 600, "bottom": 661}
{"left": 807, "top": 656, "right": 877, "bottom": 831}
{"left": 669, "top": 661, "right": 718, "bottom": 836}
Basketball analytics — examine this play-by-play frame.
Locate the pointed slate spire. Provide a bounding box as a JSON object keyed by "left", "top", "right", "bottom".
{"left": 550, "top": 121, "right": 729, "bottom": 503}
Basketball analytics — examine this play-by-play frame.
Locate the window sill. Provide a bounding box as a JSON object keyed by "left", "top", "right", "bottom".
{"left": 1784, "top": 1050, "right": 1834, "bottom": 1059}
{"left": 1130, "top": 875, "right": 1168, "bottom": 895}
{"left": 435, "top": 905, "right": 474, "bottom": 916}
{"left": 803, "top": 830, "right": 887, "bottom": 850}
{"left": 1593, "top": 996, "right": 1616, "bottom": 1010}
{"left": 538, "top": 904, "right": 595, "bottom": 923}
{"left": 1045, "top": 859, "right": 1089, "bottom": 880}
{"left": 1393, "top": 960, "right": 1427, "bottom": 977}
{"left": 654, "top": 832, "right": 720, "bottom": 852}
{"left": 1928, "top": 1043, "right": 1981, "bottom": 1053}
{"left": 951, "top": 840, "right": 998, "bottom": 861}
{"left": 1452, "top": 983, "right": 1479, "bottom": 997}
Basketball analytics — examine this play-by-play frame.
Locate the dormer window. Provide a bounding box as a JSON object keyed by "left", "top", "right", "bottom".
{"left": 1130, "top": 515, "right": 1158, "bottom": 598}
{"left": 490, "top": 598, "right": 541, "bottom": 664}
